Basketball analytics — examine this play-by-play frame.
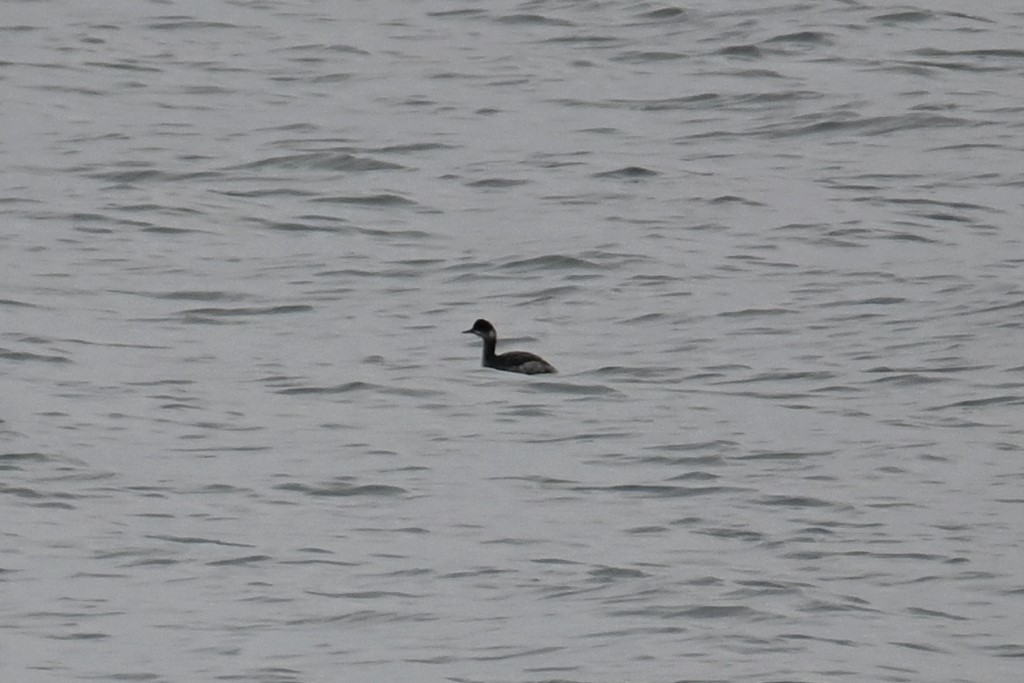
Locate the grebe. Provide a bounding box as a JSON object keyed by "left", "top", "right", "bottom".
{"left": 463, "top": 319, "right": 556, "bottom": 375}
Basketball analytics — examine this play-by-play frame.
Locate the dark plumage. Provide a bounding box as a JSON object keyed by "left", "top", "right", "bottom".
{"left": 463, "top": 319, "right": 556, "bottom": 375}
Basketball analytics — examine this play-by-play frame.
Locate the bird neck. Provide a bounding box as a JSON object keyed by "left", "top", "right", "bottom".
{"left": 481, "top": 334, "right": 497, "bottom": 361}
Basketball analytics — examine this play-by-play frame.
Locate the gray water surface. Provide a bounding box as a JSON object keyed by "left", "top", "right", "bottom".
{"left": 2, "top": 2, "right": 1022, "bottom": 682}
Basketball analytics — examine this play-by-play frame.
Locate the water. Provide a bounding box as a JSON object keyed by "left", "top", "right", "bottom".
{"left": 2, "top": 1, "right": 1022, "bottom": 681}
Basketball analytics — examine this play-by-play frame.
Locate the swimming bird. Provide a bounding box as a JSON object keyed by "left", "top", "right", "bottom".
{"left": 463, "top": 319, "right": 556, "bottom": 375}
